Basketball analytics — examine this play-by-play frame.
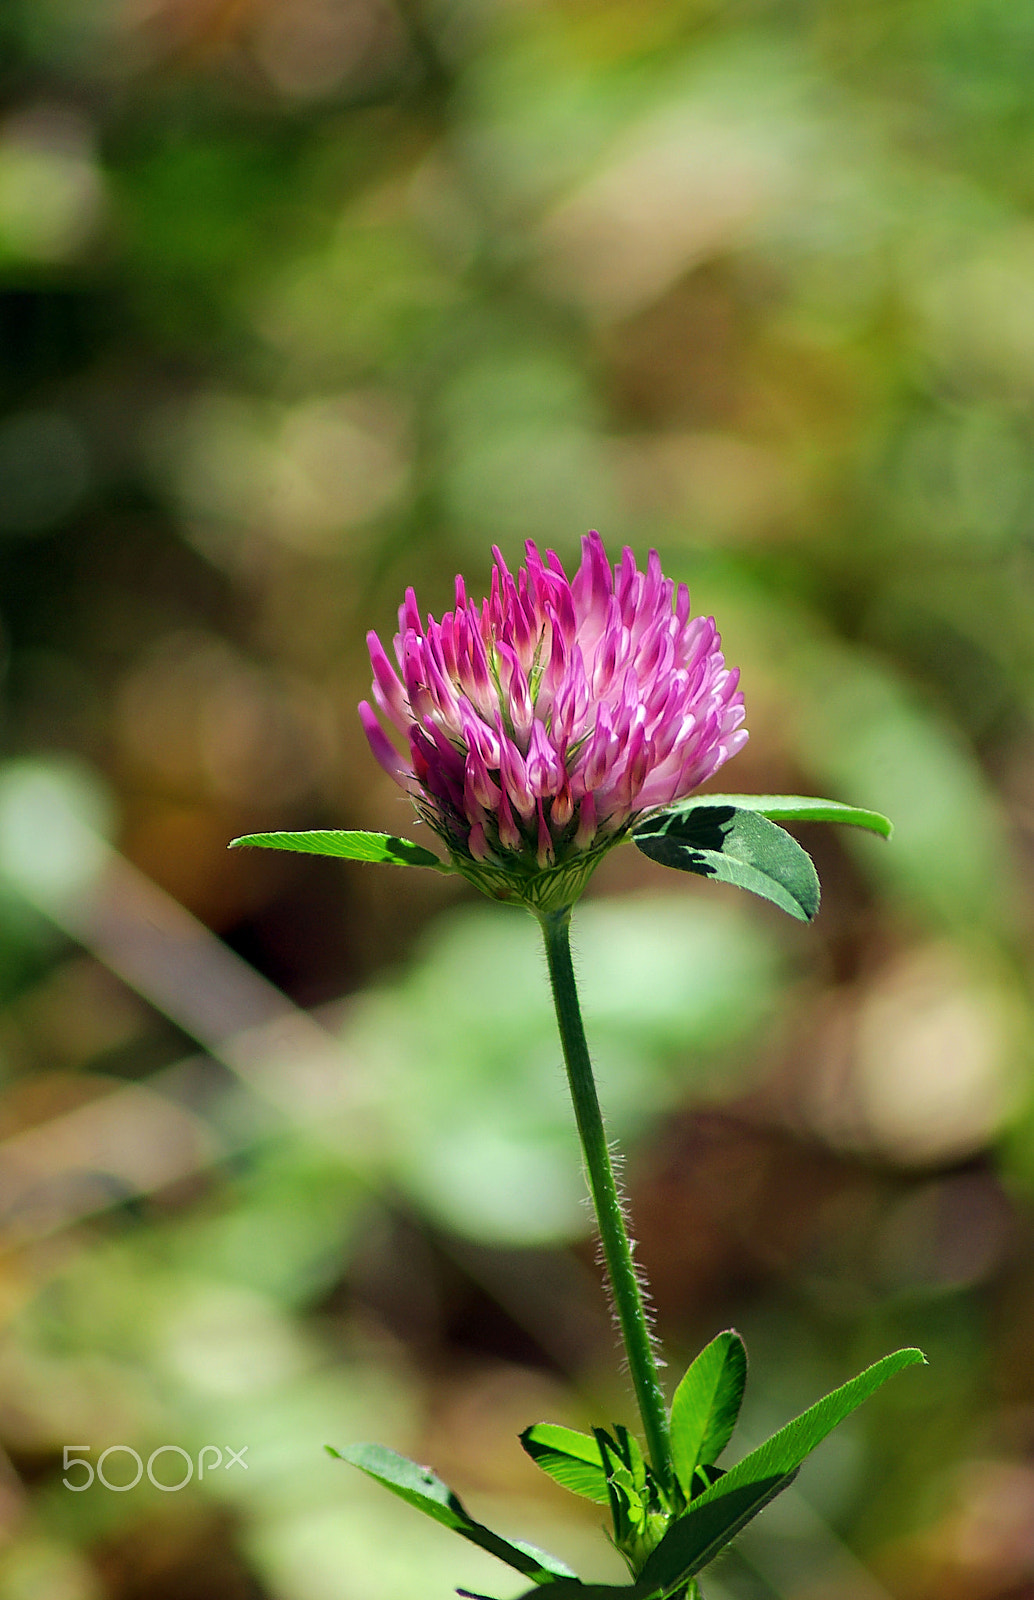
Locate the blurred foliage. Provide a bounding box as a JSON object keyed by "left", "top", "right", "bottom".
{"left": 1, "top": 1, "right": 1034, "bottom": 1597}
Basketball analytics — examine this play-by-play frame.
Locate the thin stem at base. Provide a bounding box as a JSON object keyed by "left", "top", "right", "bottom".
{"left": 538, "top": 906, "right": 673, "bottom": 1495}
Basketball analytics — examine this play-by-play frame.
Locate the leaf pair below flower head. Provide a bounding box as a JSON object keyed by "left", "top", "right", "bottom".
{"left": 229, "top": 795, "right": 891, "bottom": 923}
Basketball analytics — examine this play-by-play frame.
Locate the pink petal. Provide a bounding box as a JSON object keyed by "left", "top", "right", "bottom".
{"left": 359, "top": 701, "right": 412, "bottom": 784}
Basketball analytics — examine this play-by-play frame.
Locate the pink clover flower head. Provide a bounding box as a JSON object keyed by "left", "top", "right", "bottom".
{"left": 359, "top": 531, "right": 747, "bottom": 910}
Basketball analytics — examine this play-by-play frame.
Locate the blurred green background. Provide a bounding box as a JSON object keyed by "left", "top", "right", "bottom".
{"left": 1, "top": 1, "right": 1033, "bottom": 1596}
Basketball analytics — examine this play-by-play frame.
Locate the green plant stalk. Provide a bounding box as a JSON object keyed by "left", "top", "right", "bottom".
{"left": 538, "top": 906, "right": 673, "bottom": 1498}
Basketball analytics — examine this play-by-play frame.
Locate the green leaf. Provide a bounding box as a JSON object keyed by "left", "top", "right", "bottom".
{"left": 612, "top": 1425, "right": 650, "bottom": 1496}
{"left": 689, "top": 1464, "right": 725, "bottom": 1497}
{"left": 229, "top": 829, "right": 450, "bottom": 870}
{"left": 330, "top": 1444, "right": 576, "bottom": 1584}
{"left": 698, "top": 1347, "right": 926, "bottom": 1498}
{"left": 637, "top": 1474, "right": 798, "bottom": 1595}
{"left": 595, "top": 1427, "right": 645, "bottom": 1546}
{"left": 669, "top": 1331, "right": 747, "bottom": 1495}
{"left": 508, "top": 1586, "right": 652, "bottom": 1600}
{"left": 667, "top": 795, "right": 892, "bottom": 839}
{"left": 637, "top": 1348, "right": 926, "bottom": 1594}
{"left": 604, "top": 1425, "right": 670, "bottom": 1568}
{"left": 633, "top": 807, "right": 820, "bottom": 922}
{"left": 519, "top": 1424, "right": 611, "bottom": 1505}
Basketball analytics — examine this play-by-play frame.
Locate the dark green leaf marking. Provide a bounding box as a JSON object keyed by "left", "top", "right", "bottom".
{"left": 329, "top": 1443, "right": 576, "bottom": 1584}
{"left": 633, "top": 806, "right": 820, "bottom": 921}
{"left": 229, "top": 829, "right": 450, "bottom": 870}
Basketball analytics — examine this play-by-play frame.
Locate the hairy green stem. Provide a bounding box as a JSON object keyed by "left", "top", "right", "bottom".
{"left": 538, "top": 906, "right": 673, "bottom": 1495}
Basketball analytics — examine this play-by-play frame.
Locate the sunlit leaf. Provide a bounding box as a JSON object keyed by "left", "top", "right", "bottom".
{"left": 697, "top": 1347, "right": 926, "bottom": 1497}
{"left": 229, "top": 829, "right": 450, "bottom": 871}
{"left": 633, "top": 806, "right": 820, "bottom": 921}
{"left": 637, "top": 1348, "right": 926, "bottom": 1592}
{"left": 330, "top": 1444, "right": 576, "bottom": 1583}
{"left": 595, "top": 1426, "right": 645, "bottom": 1546}
{"left": 678, "top": 795, "right": 893, "bottom": 839}
{"left": 519, "top": 1423, "right": 611, "bottom": 1504}
{"left": 669, "top": 1331, "right": 747, "bottom": 1495}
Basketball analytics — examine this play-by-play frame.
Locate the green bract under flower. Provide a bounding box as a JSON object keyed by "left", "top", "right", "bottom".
{"left": 360, "top": 532, "right": 747, "bottom": 909}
